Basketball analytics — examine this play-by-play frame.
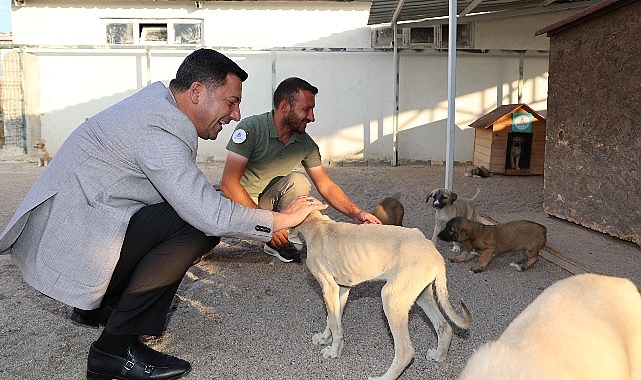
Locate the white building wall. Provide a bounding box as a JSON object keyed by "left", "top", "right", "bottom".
{"left": 11, "top": 1, "right": 372, "bottom": 48}
{"left": 7, "top": 1, "right": 577, "bottom": 164}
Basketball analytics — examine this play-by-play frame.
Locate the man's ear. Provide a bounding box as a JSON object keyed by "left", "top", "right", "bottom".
{"left": 189, "top": 81, "right": 204, "bottom": 104}
{"left": 277, "top": 99, "right": 290, "bottom": 112}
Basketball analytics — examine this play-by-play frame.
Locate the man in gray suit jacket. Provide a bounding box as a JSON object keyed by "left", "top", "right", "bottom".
{"left": 0, "top": 49, "right": 325, "bottom": 380}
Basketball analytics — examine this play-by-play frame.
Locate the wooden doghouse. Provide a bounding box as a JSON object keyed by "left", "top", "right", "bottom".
{"left": 470, "top": 104, "right": 545, "bottom": 175}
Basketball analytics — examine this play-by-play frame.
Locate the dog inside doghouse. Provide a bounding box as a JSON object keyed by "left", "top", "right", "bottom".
{"left": 506, "top": 132, "right": 532, "bottom": 171}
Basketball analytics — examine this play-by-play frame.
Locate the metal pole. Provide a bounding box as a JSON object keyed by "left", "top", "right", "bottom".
{"left": 146, "top": 48, "right": 151, "bottom": 85}
{"left": 444, "top": 0, "right": 457, "bottom": 189}
{"left": 392, "top": 23, "right": 399, "bottom": 167}
{"left": 390, "top": 0, "right": 405, "bottom": 167}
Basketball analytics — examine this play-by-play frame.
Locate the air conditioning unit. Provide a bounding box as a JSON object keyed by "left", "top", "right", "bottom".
{"left": 370, "top": 26, "right": 402, "bottom": 48}
{"left": 371, "top": 24, "right": 473, "bottom": 49}
{"left": 402, "top": 26, "right": 437, "bottom": 48}
{"left": 442, "top": 23, "right": 474, "bottom": 48}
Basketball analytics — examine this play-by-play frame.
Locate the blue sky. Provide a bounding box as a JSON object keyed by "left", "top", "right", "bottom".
{"left": 0, "top": 0, "right": 11, "bottom": 33}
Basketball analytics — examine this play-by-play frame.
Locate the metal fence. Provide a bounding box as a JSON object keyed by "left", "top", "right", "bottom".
{"left": 1, "top": 48, "right": 26, "bottom": 153}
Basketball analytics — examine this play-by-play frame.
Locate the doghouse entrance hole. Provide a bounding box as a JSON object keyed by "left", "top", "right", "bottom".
{"left": 505, "top": 132, "right": 532, "bottom": 170}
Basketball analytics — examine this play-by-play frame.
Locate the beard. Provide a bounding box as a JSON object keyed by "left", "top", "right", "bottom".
{"left": 282, "top": 112, "right": 307, "bottom": 133}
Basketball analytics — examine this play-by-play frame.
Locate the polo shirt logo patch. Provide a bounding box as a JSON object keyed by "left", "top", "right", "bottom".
{"left": 232, "top": 129, "right": 247, "bottom": 144}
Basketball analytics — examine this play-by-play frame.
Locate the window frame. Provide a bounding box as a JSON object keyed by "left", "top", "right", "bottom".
{"left": 104, "top": 18, "right": 204, "bottom": 46}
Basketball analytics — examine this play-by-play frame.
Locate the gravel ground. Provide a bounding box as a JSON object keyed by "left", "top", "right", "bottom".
{"left": 0, "top": 161, "right": 638, "bottom": 380}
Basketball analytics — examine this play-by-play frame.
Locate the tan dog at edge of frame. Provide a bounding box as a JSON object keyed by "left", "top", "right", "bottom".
{"left": 33, "top": 140, "right": 51, "bottom": 167}
{"left": 458, "top": 273, "right": 641, "bottom": 380}
{"left": 292, "top": 210, "right": 471, "bottom": 380}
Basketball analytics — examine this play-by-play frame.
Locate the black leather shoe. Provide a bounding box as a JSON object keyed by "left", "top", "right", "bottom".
{"left": 71, "top": 305, "right": 113, "bottom": 327}
{"left": 86, "top": 341, "right": 191, "bottom": 379}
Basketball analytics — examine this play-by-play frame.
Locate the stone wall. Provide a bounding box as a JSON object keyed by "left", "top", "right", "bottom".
{"left": 543, "top": 1, "right": 641, "bottom": 246}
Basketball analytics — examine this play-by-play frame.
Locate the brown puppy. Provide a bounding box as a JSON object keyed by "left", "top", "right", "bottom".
{"left": 437, "top": 216, "right": 546, "bottom": 272}
{"left": 458, "top": 273, "right": 641, "bottom": 380}
{"left": 292, "top": 210, "right": 471, "bottom": 380}
{"left": 372, "top": 196, "right": 404, "bottom": 226}
{"left": 464, "top": 165, "right": 490, "bottom": 178}
{"left": 33, "top": 140, "right": 51, "bottom": 167}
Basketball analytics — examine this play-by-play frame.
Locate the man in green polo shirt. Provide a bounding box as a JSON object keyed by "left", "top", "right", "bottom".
{"left": 220, "top": 77, "right": 381, "bottom": 262}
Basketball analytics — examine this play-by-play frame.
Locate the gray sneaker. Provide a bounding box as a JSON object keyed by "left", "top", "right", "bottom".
{"left": 263, "top": 243, "right": 301, "bottom": 263}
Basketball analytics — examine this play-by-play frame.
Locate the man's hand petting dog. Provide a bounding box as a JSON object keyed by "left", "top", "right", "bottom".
{"left": 272, "top": 196, "right": 327, "bottom": 232}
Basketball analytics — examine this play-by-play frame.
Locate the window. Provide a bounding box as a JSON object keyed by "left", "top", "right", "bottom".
{"left": 105, "top": 19, "right": 203, "bottom": 46}
{"left": 174, "top": 23, "right": 202, "bottom": 45}
{"left": 106, "top": 23, "right": 134, "bottom": 44}
{"left": 140, "top": 24, "right": 168, "bottom": 43}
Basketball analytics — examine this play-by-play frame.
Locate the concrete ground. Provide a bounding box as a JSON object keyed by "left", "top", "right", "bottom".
{"left": 0, "top": 161, "right": 639, "bottom": 380}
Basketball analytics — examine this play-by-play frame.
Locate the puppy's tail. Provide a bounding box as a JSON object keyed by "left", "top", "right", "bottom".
{"left": 434, "top": 263, "right": 471, "bottom": 330}
{"left": 470, "top": 187, "right": 481, "bottom": 201}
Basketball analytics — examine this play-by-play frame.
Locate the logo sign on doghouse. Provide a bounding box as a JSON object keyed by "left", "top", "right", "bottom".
{"left": 512, "top": 112, "right": 532, "bottom": 133}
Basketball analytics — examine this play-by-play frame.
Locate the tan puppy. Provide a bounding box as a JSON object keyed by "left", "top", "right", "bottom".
{"left": 437, "top": 216, "right": 546, "bottom": 272}
{"left": 293, "top": 210, "right": 471, "bottom": 380}
{"left": 33, "top": 140, "right": 51, "bottom": 167}
{"left": 458, "top": 273, "right": 641, "bottom": 380}
{"left": 371, "top": 196, "right": 404, "bottom": 226}
{"left": 427, "top": 188, "right": 480, "bottom": 251}
{"left": 509, "top": 136, "right": 525, "bottom": 170}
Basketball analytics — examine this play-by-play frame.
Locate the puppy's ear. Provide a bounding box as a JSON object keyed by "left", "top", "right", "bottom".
{"left": 426, "top": 190, "right": 436, "bottom": 202}
{"left": 456, "top": 227, "right": 467, "bottom": 241}
{"left": 450, "top": 192, "right": 458, "bottom": 203}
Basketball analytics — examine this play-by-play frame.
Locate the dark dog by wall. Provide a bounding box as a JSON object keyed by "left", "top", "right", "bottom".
{"left": 372, "top": 195, "right": 404, "bottom": 226}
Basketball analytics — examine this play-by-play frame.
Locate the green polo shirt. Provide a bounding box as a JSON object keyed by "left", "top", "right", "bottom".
{"left": 225, "top": 111, "right": 322, "bottom": 202}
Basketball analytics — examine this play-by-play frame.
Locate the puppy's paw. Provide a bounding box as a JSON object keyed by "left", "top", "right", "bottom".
{"left": 470, "top": 266, "right": 486, "bottom": 273}
{"left": 450, "top": 244, "right": 461, "bottom": 253}
{"left": 427, "top": 348, "right": 447, "bottom": 362}
{"left": 321, "top": 341, "right": 344, "bottom": 359}
{"left": 451, "top": 251, "right": 476, "bottom": 263}
{"left": 509, "top": 262, "right": 525, "bottom": 271}
{"left": 312, "top": 332, "right": 332, "bottom": 346}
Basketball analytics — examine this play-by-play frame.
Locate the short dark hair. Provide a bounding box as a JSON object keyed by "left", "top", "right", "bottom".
{"left": 169, "top": 48, "right": 248, "bottom": 92}
{"left": 273, "top": 77, "right": 318, "bottom": 109}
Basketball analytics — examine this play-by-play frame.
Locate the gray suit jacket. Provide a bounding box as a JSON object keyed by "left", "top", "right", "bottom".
{"left": 0, "top": 82, "right": 273, "bottom": 310}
